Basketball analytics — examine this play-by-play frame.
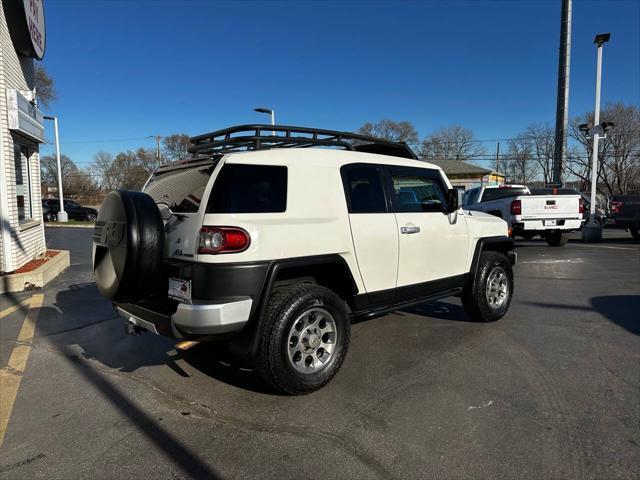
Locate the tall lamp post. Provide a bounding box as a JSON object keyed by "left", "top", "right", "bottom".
{"left": 581, "top": 33, "right": 613, "bottom": 242}
{"left": 43, "top": 115, "right": 68, "bottom": 222}
{"left": 254, "top": 107, "right": 275, "bottom": 136}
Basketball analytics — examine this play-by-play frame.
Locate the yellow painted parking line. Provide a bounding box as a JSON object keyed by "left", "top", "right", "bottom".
{"left": 0, "top": 297, "right": 32, "bottom": 320}
{"left": 0, "top": 294, "right": 43, "bottom": 449}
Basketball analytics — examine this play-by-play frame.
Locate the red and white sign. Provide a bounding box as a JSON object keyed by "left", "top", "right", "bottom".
{"left": 23, "top": 0, "right": 45, "bottom": 60}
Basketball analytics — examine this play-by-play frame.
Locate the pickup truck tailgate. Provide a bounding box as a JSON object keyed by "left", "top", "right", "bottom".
{"left": 520, "top": 195, "right": 581, "bottom": 219}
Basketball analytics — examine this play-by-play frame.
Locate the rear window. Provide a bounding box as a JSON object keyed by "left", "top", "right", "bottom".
{"left": 207, "top": 164, "right": 287, "bottom": 213}
{"left": 144, "top": 163, "right": 215, "bottom": 213}
{"left": 481, "top": 187, "right": 529, "bottom": 202}
{"left": 531, "top": 188, "right": 580, "bottom": 195}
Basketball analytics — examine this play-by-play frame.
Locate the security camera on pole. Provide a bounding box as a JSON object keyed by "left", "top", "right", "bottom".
{"left": 581, "top": 33, "right": 613, "bottom": 243}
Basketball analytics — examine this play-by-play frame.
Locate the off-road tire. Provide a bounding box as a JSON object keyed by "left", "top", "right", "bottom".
{"left": 256, "top": 283, "right": 350, "bottom": 395}
{"left": 462, "top": 251, "right": 513, "bottom": 322}
{"left": 545, "top": 230, "right": 569, "bottom": 247}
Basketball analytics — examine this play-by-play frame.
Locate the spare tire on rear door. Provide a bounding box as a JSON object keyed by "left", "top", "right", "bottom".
{"left": 92, "top": 190, "right": 165, "bottom": 303}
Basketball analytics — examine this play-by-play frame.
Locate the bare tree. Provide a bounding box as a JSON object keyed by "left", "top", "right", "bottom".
{"left": 40, "top": 154, "right": 98, "bottom": 198}
{"left": 91, "top": 151, "right": 118, "bottom": 191}
{"left": 420, "top": 125, "right": 486, "bottom": 161}
{"left": 504, "top": 134, "right": 540, "bottom": 184}
{"left": 357, "top": 120, "right": 419, "bottom": 144}
{"left": 162, "top": 134, "right": 191, "bottom": 162}
{"left": 525, "top": 124, "right": 555, "bottom": 184}
{"left": 34, "top": 64, "right": 56, "bottom": 108}
{"left": 40, "top": 154, "right": 77, "bottom": 188}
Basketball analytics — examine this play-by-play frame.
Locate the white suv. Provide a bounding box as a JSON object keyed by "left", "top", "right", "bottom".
{"left": 92, "top": 125, "right": 516, "bottom": 394}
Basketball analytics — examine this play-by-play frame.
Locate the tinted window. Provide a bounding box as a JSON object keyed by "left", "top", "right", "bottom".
{"left": 343, "top": 166, "right": 387, "bottom": 213}
{"left": 530, "top": 188, "right": 580, "bottom": 195}
{"left": 208, "top": 164, "right": 287, "bottom": 213}
{"left": 481, "top": 187, "right": 529, "bottom": 202}
{"left": 463, "top": 188, "right": 480, "bottom": 206}
{"left": 391, "top": 172, "right": 448, "bottom": 213}
{"left": 145, "top": 163, "right": 216, "bottom": 213}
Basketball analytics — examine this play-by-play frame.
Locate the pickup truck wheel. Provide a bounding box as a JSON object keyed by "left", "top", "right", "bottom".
{"left": 545, "top": 230, "right": 569, "bottom": 246}
{"left": 256, "top": 283, "right": 350, "bottom": 395}
{"left": 462, "top": 251, "right": 513, "bottom": 322}
{"left": 630, "top": 225, "right": 640, "bottom": 240}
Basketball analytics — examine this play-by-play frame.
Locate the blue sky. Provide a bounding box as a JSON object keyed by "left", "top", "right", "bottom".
{"left": 40, "top": 0, "right": 640, "bottom": 165}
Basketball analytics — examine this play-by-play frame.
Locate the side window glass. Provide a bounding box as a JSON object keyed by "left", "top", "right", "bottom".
{"left": 391, "top": 173, "right": 448, "bottom": 213}
{"left": 344, "top": 166, "right": 387, "bottom": 213}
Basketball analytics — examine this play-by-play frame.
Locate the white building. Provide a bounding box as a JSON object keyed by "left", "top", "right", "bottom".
{"left": 0, "top": 0, "right": 47, "bottom": 273}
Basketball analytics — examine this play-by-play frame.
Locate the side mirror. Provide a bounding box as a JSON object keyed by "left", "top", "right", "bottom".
{"left": 446, "top": 189, "right": 459, "bottom": 214}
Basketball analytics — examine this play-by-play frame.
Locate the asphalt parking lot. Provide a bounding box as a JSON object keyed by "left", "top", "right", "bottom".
{"left": 1, "top": 227, "right": 638, "bottom": 479}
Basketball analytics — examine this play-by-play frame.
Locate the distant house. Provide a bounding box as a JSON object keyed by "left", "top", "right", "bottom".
{"left": 428, "top": 159, "right": 505, "bottom": 191}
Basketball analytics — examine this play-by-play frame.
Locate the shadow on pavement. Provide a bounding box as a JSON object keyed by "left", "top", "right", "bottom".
{"left": 591, "top": 295, "right": 640, "bottom": 335}
{"left": 400, "top": 299, "right": 473, "bottom": 322}
{"left": 522, "top": 295, "right": 640, "bottom": 336}
{"left": 179, "top": 342, "right": 272, "bottom": 394}
{"left": 32, "top": 282, "right": 223, "bottom": 478}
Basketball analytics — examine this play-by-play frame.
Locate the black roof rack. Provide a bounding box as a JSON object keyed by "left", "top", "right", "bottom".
{"left": 188, "top": 124, "right": 418, "bottom": 160}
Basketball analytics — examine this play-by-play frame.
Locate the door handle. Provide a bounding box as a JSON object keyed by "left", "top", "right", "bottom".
{"left": 401, "top": 225, "right": 420, "bottom": 234}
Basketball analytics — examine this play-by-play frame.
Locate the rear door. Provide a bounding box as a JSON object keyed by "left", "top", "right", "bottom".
{"left": 388, "top": 166, "right": 468, "bottom": 287}
{"left": 341, "top": 164, "right": 398, "bottom": 303}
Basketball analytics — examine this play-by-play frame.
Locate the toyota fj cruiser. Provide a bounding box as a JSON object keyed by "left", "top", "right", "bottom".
{"left": 92, "top": 125, "right": 516, "bottom": 395}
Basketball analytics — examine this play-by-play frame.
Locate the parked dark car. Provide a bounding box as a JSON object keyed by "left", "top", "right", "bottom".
{"left": 42, "top": 199, "right": 98, "bottom": 222}
{"left": 606, "top": 194, "right": 640, "bottom": 239}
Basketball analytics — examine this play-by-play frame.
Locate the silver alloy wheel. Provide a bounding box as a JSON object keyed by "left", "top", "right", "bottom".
{"left": 485, "top": 266, "right": 509, "bottom": 309}
{"left": 286, "top": 306, "right": 337, "bottom": 374}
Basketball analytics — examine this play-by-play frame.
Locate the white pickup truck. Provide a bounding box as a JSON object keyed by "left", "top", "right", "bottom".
{"left": 462, "top": 185, "right": 584, "bottom": 246}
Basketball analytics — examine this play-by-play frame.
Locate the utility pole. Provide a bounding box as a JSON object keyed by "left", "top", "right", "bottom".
{"left": 153, "top": 135, "right": 162, "bottom": 163}
{"left": 552, "top": 0, "right": 572, "bottom": 186}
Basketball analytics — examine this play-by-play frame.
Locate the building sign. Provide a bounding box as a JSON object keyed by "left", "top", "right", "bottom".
{"left": 7, "top": 89, "right": 45, "bottom": 143}
{"left": 3, "top": 0, "right": 46, "bottom": 59}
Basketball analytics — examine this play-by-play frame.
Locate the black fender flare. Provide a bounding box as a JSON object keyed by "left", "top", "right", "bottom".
{"left": 232, "top": 254, "right": 359, "bottom": 359}
{"left": 468, "top": 236, "right": 515, "bottom": 289}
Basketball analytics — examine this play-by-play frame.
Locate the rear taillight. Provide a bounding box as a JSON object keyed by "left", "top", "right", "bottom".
{"left": 198, "top": 227, "right": 250, "bottom": 254}
{"left": 610, "top": 201, "right": 623, "bottom": 215}
{"left": 579, "top": 198, "right": 585, "bottom": 214}
{"left": 510, "top": 199, "right": 521, "bottom": 216}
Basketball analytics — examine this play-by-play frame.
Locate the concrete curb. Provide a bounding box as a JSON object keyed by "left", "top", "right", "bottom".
{"left": 0, "top": 250, "right": 71, "bottom": 294}
{"left": 44, "top": 223, "right": 95, "bottom": 229}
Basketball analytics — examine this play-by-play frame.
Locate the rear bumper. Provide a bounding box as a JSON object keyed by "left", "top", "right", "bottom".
{"left": 512, "top": 218, "right": 583, "bottom": 231}
{"left": 115, "top": 298, "right": 252, "bottom": 338}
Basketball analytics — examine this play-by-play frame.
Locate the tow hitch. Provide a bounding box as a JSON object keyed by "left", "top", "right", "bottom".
{"left": 125, "top": 322, "right": 146, "bottom": 336}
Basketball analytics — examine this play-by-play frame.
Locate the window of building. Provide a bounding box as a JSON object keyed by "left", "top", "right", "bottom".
{"left": 14, "top": 144, "right": 33, "bottom": 222}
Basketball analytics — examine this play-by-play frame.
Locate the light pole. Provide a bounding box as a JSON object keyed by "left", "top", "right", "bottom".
{"left": 581, "top": 33, "right": 611, "bottom": 243}
{"left": 254, "top": 107, "right": 275, "bottom": 136}
{"left": 43, "top": 115, "right": 68, "bottom": 222}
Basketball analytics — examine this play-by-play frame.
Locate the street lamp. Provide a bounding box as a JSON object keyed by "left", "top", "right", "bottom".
{"left": 43, "top": 115, "right": 68, "bottom": 222}
{"left": 581, "top": 32, "right": 611, "bottom": 243}
{"left": 254, "top": 107, "right": 275, "bottom": 136}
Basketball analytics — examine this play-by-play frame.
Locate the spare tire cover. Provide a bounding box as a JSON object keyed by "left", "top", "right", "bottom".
{"left": 92, "top": 190, "right": 164, "bottom": 302}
